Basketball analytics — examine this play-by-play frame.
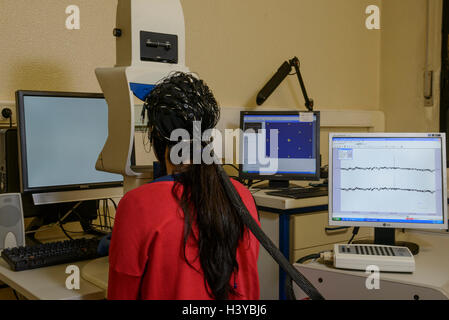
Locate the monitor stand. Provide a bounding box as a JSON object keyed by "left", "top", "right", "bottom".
{"left": 269, "top": 180, "right": 290, "bottom": 189}
{"left": 353, "top": 228, "right": 420, "bottom": 255}
{"left": 252, "top": 180, "right": 291, "bottom": 190}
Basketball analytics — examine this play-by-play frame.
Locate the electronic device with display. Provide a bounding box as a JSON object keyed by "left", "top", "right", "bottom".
{"left": 329, "top": 133, "right": 448, "bottom": 254}
{"left": 239, "top": 111, "right": 320, "bottom": 189}
{"left": 15, "top": 91, "right": 124, "bottom": 232}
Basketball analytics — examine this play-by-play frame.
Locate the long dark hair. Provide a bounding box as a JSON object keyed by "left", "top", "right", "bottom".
{"left": 144, "top": 72, "right": 245, "bottom": 300}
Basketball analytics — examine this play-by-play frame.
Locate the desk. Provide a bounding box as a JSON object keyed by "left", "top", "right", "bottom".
{"left": 251, "top": 188, "right": 328, "bottom": 300}
{"left": 0, "top": 222, "right": 105, "bottom": 300}
{"left": 293, "top": 230, "right": 449, "bottom": 300}
{"left": 81, "top": 256, "right": 108, "bottom": 292}
{"left": 0, "top": 258, "right": 104, "bottom": 300}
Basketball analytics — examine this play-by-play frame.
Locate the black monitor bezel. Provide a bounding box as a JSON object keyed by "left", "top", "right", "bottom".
{"left": 238, "top": 110, "right": 320, "bottom": 182}
{"left": 16, "top": 90, "right": 124, "bottom": 194}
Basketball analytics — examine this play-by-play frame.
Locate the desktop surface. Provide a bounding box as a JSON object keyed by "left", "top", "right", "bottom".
{"left": 0, "top": 221, "right": 105, "bottom": 300}
{"left": 81, "top": 256, "right": 109, "bottom": 292}
{"left": 294, "top": 230, "right": 449, "bottom": 299}
{"left": 0, "top": 258, "right": 104, "bottom": 300}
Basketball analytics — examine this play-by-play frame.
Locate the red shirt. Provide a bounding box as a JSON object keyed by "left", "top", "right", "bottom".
{"left": 107, "top": 175, "right": 260, "bottom": 300}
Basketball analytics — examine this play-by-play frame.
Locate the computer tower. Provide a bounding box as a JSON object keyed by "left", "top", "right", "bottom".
{"left": 0, "top": 128, "right": 20, "bottom": 194}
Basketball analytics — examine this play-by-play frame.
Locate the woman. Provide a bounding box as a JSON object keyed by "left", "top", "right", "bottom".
{"left": 107, "top": 72, "right": 260, "bottom": 300}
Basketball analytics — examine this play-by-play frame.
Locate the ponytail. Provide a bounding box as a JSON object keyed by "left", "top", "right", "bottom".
{"left": 172, "top": 163, "right": 244, "bottom": 300}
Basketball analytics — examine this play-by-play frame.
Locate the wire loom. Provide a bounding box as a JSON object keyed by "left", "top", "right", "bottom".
{"left": 142, "top": 72, "right": 220, "bottom": 144}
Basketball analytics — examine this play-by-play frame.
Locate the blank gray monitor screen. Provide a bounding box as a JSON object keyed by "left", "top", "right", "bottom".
{"left": 21, "top": 95, "right": 123, "bottom": 190}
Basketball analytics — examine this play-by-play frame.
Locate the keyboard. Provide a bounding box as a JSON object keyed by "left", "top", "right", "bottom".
{"left": 1, "top": 238, "right": 101, "bottom": 271}
{"left": 333, "top": 244, "right": 415, "bottom": 273}
{"left": 265, "top": 187, "right": 328, "bottom": 199}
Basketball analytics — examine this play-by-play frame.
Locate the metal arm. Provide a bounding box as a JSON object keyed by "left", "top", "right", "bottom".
{"left": 256, "top": 56, "right": 314, "bottom": 112}
{"left": 289, "top": 57, "right": 314, "bottom": 112}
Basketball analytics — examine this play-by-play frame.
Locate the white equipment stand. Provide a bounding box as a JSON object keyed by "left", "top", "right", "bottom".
{"left": 82, "top": 0, "right": 189, "bottom": 291}
{"left": 94, "top": 0, "right": 189, "bottom": 193}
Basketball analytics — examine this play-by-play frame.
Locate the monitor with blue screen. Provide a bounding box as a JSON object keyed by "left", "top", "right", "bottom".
{"left": 239, "top": 111, "right": 320, "bottom": 188}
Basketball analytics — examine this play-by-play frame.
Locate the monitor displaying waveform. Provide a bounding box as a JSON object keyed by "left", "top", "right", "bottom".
{"left": 329, "top": 135, "right": 446, "bottom": 227}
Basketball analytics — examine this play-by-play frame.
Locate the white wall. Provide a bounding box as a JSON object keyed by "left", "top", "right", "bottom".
{"left": 380, "top": 0, "right": 443, "bottom": 132}
{"left": 182, "top": 0, "right": 381, "bottom": 111}
{"left": 0, "top": 0, "right": 382, "bottom": 113}
{"left": 1, "top": 1, "right": 443, "bottom": 134}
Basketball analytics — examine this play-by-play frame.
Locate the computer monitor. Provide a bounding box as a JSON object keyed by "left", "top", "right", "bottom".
{"left": 329, "top": 133, "right": 448, "bottom": 253}
{"left": 239, "top": 111, "right": 320, "bottom": 188}
{"left": 16, "top": 91, "right": 124, "bottom": 206}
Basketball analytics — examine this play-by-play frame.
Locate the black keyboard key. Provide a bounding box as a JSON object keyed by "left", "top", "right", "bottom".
{"left": 389, "top": 247, "right": 395, "bottom": 256}
{"left": 1, "top": 238, "right": 102, "bottom": 272}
